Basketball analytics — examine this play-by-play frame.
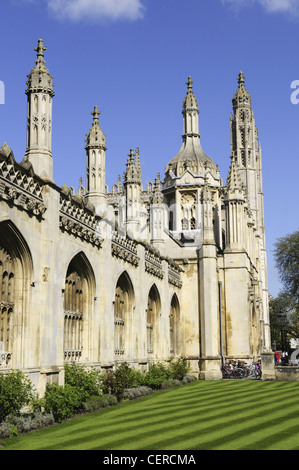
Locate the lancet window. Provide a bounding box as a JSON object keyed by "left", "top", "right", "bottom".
{"left": 114, "top": 285, "right": 126, "bottom": 356}
{"left": 170, "top": 295, "right": 180, "bottom": 356}
{"left": 0, "top": 247, "right": 14, "bottom": 355}
{"left": 63, "top": 269, "right": 84, "bottom": 361}
{"left": 181, "top": 192, "right": 197, "bottom": 230}
{"left": 114, "top": 272, "right": 134, "bottom": 357}
{"left": 146, "top": 286, "right": 160, "bottom": 355}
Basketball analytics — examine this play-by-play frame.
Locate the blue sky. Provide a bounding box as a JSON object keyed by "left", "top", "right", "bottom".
{"left": 0, "top": 0, "right": 298, "bottom": 297}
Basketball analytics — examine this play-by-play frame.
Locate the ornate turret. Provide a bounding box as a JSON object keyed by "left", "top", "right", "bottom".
{"left": 152, "top": 173, "right": 164, "bottom": 205}
{"left": 24, "top": 39, "right": 54, "bottom": 180}
{"left": 165, "top": 77, "right": 216, "bottom": 177}
{"left": 85, "top": 106, "right": 107, "bottom": 211}
{"left": 123, "top": 148, "right": 143, "bottom": 237}
{"left": 26, "top": 39, "right": 54, "bottom": 98}
{"left": 85, "top": 106, "right": 107, "bottom": 150}
{"left": 230, "top": 71, "right": 262, "bottom": 222}
{"left": 232, "top": 71, "right": 251, "bottom": 110}
{"left": 124, "top": 148, "right": 142, "bottom": 186}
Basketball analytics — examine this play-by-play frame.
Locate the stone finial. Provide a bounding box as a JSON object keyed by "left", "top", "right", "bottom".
{"left": 78, "top": 177, "right": 85, "bottom": 196}
{"left": 128, "top": 148, "right": 134, "bottom": 161}
{"left": 186, "top": 76, "right": 194, "bottom": 90}
{"left": 183, "top": 75, "right": 199, "bottom": 111}
{"left": 238, "top": 71, "right": 246, "bottom": 89}
{"left": 91, "top": 105, "right": 101, "bottom": 123}
{"left": 34, "top": 39, "right": 47, "bottom": 64}
{"left": 135, "top": 147, "right": 142, "bottom": 180}
{"left": 124, "top": 148, "right": 142, "bottom": 185}
{"left": 85, "top": 106, "right": 107, "bottom": 150}
{"left": 152, "top": 172, "right": 164, "bottom": 205}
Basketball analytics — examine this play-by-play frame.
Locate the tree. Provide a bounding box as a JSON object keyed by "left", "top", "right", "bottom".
{"left": 274, "top": 229, "right": 299, "bottom": 305}
{"left": 270, "top": 229, "right": 299, "bottom": 348}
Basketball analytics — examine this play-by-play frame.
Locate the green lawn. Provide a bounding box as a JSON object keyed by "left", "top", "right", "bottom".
{"left": 1, "top": 380, "right": 299, "bottom": 450}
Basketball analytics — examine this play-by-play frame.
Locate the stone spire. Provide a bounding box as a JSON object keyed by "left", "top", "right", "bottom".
{"left": 150, "top": 172, "right": 166, "bottom": 249}
{"left": 182, "top": 76, "right": 199, "bottom": 119}
{"left": 124, "top": 148, "right": 142, "bottom": 186}
{"left": 182, "top": 76, "right": 199, "bottom": 138}
{"left": 123, "top": 148, "right": 143, "bottom": 236}
{"left": 226, "top": 153, "right": 245, "bottom": 201}
{"left": 165, "top": 77, "right": 216, "bottom": 176}
{"left": 26, "top": 39, "right": 54, "bottom": 96}
{"left": 224, "top": 154, "right": 246, "bottom": 250}
{"left": 152, "top": 173, "right": 164, "bottom": 205}
{"left": 24, "top": 39, "right": 55, "bottom": 180}
{"left": 135, "top": 147, "right": 142, "bottom": 182}
{"left": 232, "top": 71, "right": 251, "bottom": 110}
{"left": 85, "top": 106, "right": 107, "bottom": 150}
{"left": 85, "top": 106, "right": 107, "bottom": 211}
{"left": 230, "top": 71, "right": 261, "bottom": 221}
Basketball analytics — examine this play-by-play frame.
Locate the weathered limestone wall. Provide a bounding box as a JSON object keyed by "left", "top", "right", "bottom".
{"left": 275, "top": 366, "right": 299, "bottom": 382}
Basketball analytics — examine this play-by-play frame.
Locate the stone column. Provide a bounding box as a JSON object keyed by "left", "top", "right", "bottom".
{"left": 261, "top": 352, "right": 276, "bottom": 381}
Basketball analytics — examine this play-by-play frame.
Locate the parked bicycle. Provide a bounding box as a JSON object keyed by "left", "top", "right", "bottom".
{"left": 221, "top": 362, "right": 244, "bottom": 379}
{"left": 221, "top": 360, "right": 262, "bottom": 380}
{"left": 239, "top": 361, "right": 262, "bottom": 380}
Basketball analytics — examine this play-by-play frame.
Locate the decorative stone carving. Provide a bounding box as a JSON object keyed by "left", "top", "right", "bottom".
{"left": 145, "top": 248, "right": 164, "bottom": 279}
{"left": 0, "top": 151, "right": 47, "bottom": 218}
{"left": 111, "top": 233, "right": 139, "bottom": 266}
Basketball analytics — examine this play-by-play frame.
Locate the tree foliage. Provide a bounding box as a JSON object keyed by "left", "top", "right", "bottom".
{"left": 274, "top": 229, "right": 299, "bottom": 305}
{"left": 270, "top": 229, "right": 299, "bottom": 346}
{"left": 0, "top": 370, "right": 35, "bottom": 422}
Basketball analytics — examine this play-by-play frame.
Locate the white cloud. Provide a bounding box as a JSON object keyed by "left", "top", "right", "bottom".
{"left": 221, "top": 0, "right": 299, "bottom": 16}
{"left": 42, "top": 0, "right": 145, "bottom": 22}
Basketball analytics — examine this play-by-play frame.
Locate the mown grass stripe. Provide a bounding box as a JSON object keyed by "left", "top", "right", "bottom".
{"left": 2, "top": 381, "right": 299, "bottom": 450}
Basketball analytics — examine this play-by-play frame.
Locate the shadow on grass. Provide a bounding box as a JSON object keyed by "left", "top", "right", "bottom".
{"left": 2, "top": 381, "right": 299, "bottom": 450}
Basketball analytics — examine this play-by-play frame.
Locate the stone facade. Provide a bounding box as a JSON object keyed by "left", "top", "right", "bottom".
{"left": 0, "top": 40, "right": 270, "bottom": 394}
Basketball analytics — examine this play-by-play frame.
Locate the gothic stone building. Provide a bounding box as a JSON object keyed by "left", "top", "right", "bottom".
{"left": 0, "top": 40, "right": 270, "bottom": 394}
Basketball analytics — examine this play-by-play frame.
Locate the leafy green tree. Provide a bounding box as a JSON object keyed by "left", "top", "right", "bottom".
{"left": 270, "top": 229, "right": 299, "bottom": 347}
{"left": 274, "top": 229, "right": 299, "bottom": 305}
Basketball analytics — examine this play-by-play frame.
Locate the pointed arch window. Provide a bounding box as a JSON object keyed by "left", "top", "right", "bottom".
{"left": 170, "top": 295, "right": 180, "bottom": 356}
{"left": 146, "top": 285, "right": 161, "bottom": 355}
{"left": 0, "top": 221, "right": 33, "bottom": 369}
{"left": 64, "top": 271, "right": 83, "bottom": 360}
{"left": 63, "top": 253, "right": 95, "bottom": 362}
{"left": 181, "top": 192, "right": 197, "bottom": 231}
{"left": 114, "top": 272, "right": 134, "bottom": 357}
{"left": 0, "top": 248, "right": 14, "bottom": 358}
{"left": 114, "top": 285, "right": 125, "bottom": 356}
